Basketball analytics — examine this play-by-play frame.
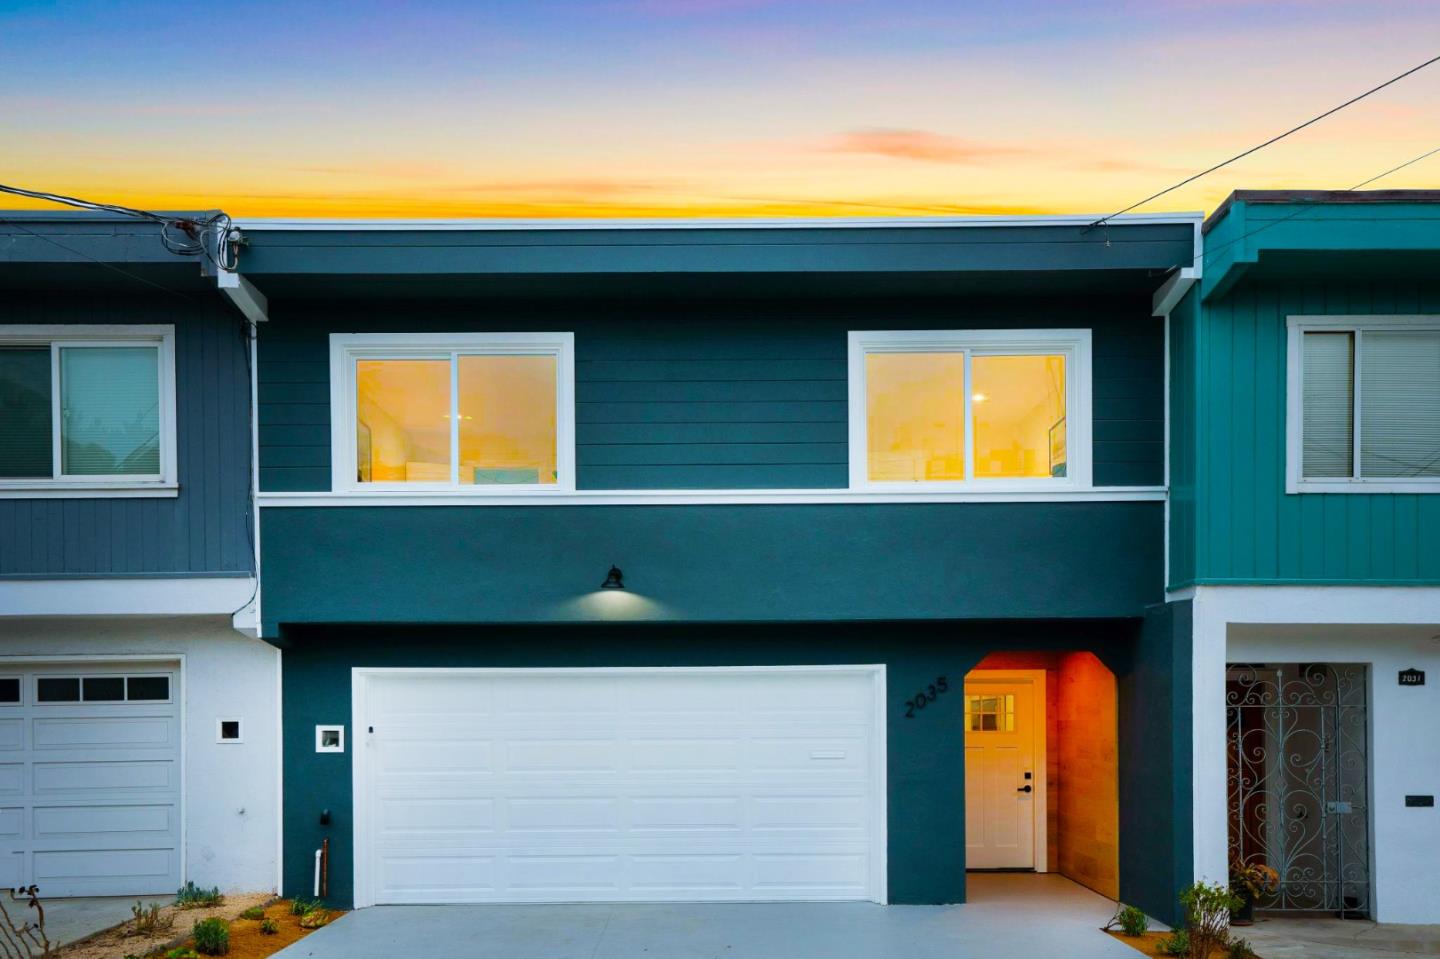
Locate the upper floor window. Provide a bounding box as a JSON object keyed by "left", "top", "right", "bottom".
{"left": 0, "top": 325, "right": 177, "bottom": 496}
{"left": 848, "top": 329, "right": 1092, "bottom": 490}
{"left": 329, "top": 332, "right": 575, "bottom": 492}
{"left": 1288, "top": 316, "right": 1440, "bottom": 493}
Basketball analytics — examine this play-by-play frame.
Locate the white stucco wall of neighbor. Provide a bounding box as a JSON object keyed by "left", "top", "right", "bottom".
{"left": 1190, "top": 586, "right": 1440, "bottom": 925}
{"left": 0, "top": 616, "right": 280, "bottom": 894}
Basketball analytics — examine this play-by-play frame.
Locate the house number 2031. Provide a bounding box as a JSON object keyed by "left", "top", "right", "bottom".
{"left": 904, "top": 676, "right": 950, "bottom": 718}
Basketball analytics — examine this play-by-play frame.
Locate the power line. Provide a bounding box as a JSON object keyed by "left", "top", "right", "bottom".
{"left": 0, "top": 182, "right": 238, "bottom": 269}
{"left": 1089, "top": 52, "right": 1440, "bottom": 229}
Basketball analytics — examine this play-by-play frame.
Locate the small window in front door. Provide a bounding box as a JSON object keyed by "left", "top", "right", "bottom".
{"left": 965, "top": 693, "right": 1015, "bottom": 732}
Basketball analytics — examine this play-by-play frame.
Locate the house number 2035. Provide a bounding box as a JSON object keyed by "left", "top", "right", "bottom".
{"left": 904, "top": 676, "right": 950, "bottom": 718}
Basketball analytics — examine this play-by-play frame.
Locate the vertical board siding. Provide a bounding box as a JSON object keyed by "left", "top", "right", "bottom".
{"left": 1191, "top": 277, "right": 1440, "bottom": 584}
{"left": 0, "top": 294, "right": 253, "bottom": 577}
{"left": 1166, "top": 291, "right": 1199, "bottom": 589}
{"left": 259, "top": 295, "right": 1164, "bottom": 491}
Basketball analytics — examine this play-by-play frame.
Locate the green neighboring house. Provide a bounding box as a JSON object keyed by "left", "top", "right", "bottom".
{"left": 1168, "top": 190, "right": 1440, "bottom": 924}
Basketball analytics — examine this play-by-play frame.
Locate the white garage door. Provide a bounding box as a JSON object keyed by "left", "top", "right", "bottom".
{"left": 353, "top": 667, "right": 885, "bottom": 906}
{"left": 0, "top": 664, "right": 182, "bottom": 897}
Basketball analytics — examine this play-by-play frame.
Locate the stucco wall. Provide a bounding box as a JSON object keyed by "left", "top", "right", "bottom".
{"left": 0, "top": 616, "right": 280, "bottom": 893}
{"left": 1057, "top": 651, "right": 1119, "bottom": 899}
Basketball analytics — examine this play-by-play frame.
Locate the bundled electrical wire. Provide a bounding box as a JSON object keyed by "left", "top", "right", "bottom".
{"left": 0, "top": 182, "right": 239, "bottom": 271}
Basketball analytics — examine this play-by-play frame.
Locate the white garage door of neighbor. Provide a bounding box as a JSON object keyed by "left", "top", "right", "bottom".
{"left": 0, "top": 664, "right": 182, "bottom": 897}
{"left": 353, "top": 667, "right": 886, "bottom": 906}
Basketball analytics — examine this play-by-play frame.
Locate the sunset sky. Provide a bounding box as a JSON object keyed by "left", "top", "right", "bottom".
{"left": 3, "top": 0, "right": 1438, "bottom": 218}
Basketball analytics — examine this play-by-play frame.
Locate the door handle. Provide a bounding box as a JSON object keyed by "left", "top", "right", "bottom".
{"left": 1017, "top": 785, "right": 1032, "bottom": 793}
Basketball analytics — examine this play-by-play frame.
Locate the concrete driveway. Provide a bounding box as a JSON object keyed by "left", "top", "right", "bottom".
{"left": 275, "top": 874, "right": 1138, "bottom": 959}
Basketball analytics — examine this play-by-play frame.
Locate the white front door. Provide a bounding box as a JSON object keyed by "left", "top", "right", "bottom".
{"left": 352, "top": 666, "right": 887, "bottom": 906}
{"left": 963, "top": 678, "right": 1037, "bottom": 869}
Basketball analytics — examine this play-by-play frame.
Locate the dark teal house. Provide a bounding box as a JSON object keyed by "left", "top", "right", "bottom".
{"left": 239, "top": 213, "right": 1203, "bottom": 918}
{"left": 1169, "top": 190, "right": 1440, "bottom": 924}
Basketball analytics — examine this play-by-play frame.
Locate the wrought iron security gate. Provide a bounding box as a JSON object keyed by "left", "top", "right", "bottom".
{"left": 1226, "top": 663, "right": 1370, "bottom": 917}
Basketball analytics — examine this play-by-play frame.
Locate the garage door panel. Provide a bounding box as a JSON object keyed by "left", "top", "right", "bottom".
{"left": 0, "top": 765, "right": 21, "bottom": 796}
{"left": 0, "top": 807, "right": 21, "bottom": 838}
{"left": 376, "top": 739, "right": 495, "bottom": 773}
{"left": 360, "top": 668, "right": 883, "bottom": 904}
{"left": 0, "top": 852, "right": 22, "bottom": 887}
{"left": 34, "top": 760, "right": 176, "bottom": 796}
{"left": 32, "top": 716, "right": 174, "bottom": 749}
{"left": 34, "top": 847, "right": 175, "bottom": 884}
{"left": 377, "top": 798, "right": 496, "bottom": 836}
{"left": 33, "top": 803, "right": 173, "bottom": 839}
{"left": 503, "top": 739, "right": 621, "bottom": 774}
{"left": 0, "top": 721, "right": 23, "bottom": 751}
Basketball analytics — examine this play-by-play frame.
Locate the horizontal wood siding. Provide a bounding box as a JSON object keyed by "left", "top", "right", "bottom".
{"left": 0, "top": 294, "right": 253, "bottom": 577}
{"left": 258, "top": 295, "right": 1163, "bottom": 490}
{"left": 1193, "top": 278, "right": 1440, "bottom": 584}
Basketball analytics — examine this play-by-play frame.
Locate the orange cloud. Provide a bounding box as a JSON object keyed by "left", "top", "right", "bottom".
{"left": 826, "top": 128, "right": 1032, "bottom": 164}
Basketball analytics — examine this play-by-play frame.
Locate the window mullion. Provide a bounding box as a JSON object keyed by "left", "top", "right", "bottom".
{"left": 963, "top": 349, "right": 974, "bottom": 483}
{"left": 450, "top": 352, "right": 461, "bottom": 487}
{"left": 1352, "top": 330, "right": 1363, "bottom": 480}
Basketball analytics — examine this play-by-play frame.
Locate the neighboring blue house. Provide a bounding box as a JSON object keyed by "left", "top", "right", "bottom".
{"left": 0, "top": 213, "right": 279, "bottom": 896}
{"left": 237, "top": 214, "right": 1200, "bottom": 919}
{"left": 1168, "top": 191, "right": 1440, "bottom": 924}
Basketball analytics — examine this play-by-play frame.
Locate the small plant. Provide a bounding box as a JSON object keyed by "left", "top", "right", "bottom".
{"left": 259, "top": 918, "right": 279, "bottom": 935}
{"left": 1157, "top": 928, "right": 1190, "bottom": 957}
{"left": 289, "top": 897, "right": 319, "bottom": 916}
{"left": 164, "top": 949, "right": 202, "bottom": 959}
{"left": 239, "top": 906, "right": 266, "bottom": 921}
{"left": 298, "top": 909, "right": 331, "bottom": 929}
{"left": 1228, "top": 937, "right": 1258, "bottom": 959}
{"left": 192, "top": 917, "right": 230, "bottom": 956}
{"left": 1179, "top": 880, "right": 1243, "bottom": 959}
{"left": 175, "top": 882, "right": 225, "bottom": 909}
{"left": 1229, "top": 856, "right": 1280, "bottom": 901}
{"left": 1117, "top": 905, "right": 1149, "bottom": 937}
{"left": 129, "top": 900, "right": 175, "bottom": 936}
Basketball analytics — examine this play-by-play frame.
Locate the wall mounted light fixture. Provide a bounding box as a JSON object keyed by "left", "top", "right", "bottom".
{"left": 600, "top": 565, "right": 625, "bottom": 590}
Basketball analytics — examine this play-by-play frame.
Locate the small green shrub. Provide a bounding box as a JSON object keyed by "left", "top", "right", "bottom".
{"left": 175, "top": 882, "right": 224, "bottom": 909}
{"left": 1180, "top": 880, "right": 1243, "bottom": 958}
{"left": 1157, "top": 929, "right": 1189, "bottom": 957}
{"left": 239, "top": 906, "right": 265, "bottom": 921}
{"left": 1228, "top": 938, "right": 1258, "bottom": 959}
{"left": 289, "top": 897, "right": 319, "bottom": 916}
{"left": 298, "top": 909, "right": 331, "bottom": 929}
{"left": 259, "top": 918, "right": 279, "bottom": 936}
{"left": 1117, "top": 905, "right": 1149, "bottom": 937}
{"left": 130, "top": 900, "right": 174, "bottom": 936}
{"left": 164, "top": 948, "right": 202, "bottom": 959}
{"left": 192, "top": 917, "right": 230, "bottom": 956}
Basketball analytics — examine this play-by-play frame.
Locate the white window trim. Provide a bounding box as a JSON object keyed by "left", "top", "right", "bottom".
{"left": 847, "top": 329, "right": 1093, "bottom": 492}
{"left": 216, "top": 717, "right": 244, "bottom": 744}
{"left": 0, "top": 325, "right": 178, "bottom": 497}
{"left": 1286, "top": 315, "right": 1440, "bottom": 494}
{"left": 315, "top": 724, "right": 345, "bottom": 753}
{"left": 329, "top": 332, "right": 576, "bottom": 494}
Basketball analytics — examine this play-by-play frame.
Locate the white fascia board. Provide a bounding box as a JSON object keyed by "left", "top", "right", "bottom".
{"left": 234, "top": 212, "right": 1205, "bottom": 232}
{"left": 1193, "top": 584, "right": 1440, "bottom": 626}
{"left": 0, "top": 577, "right": 257, "bottom": 618}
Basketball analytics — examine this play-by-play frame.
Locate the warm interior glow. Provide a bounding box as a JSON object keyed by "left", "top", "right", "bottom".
{"left": 972, "top": 354, "right": 1066, "bottom": 478}
{"left": 356, "top": 355, "right": 558, "bottom": 485}
{"left": 356, "top": 359, "right": 451, "bottom": 482}
{"left": 865, "top": 352, "right": 965, "bottom": 481}
{"left": 458, "top": 355, "right": 557, "bottom": 485}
